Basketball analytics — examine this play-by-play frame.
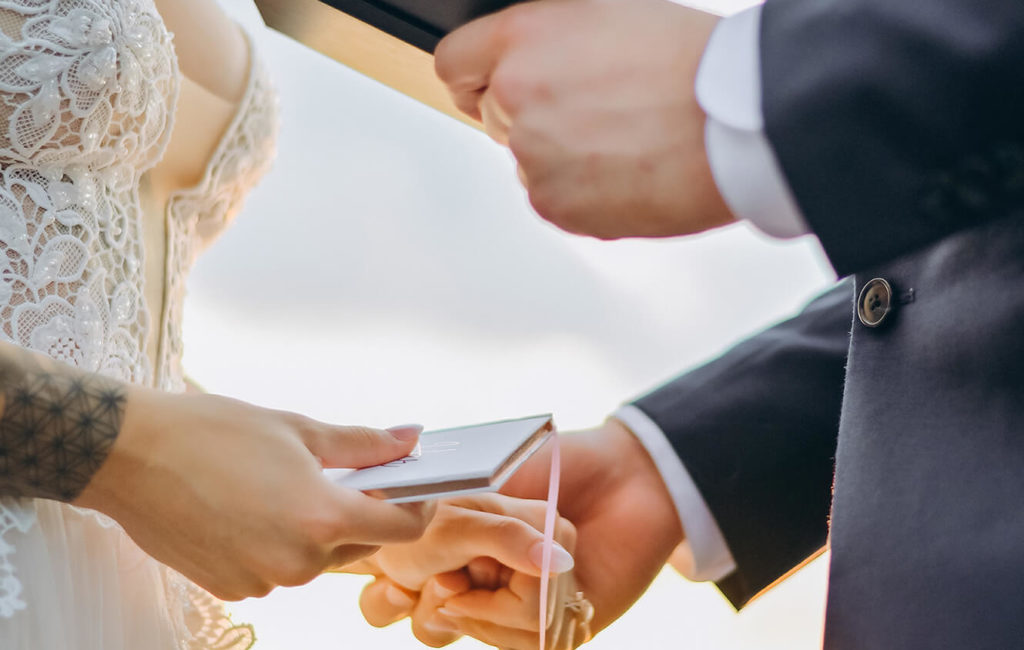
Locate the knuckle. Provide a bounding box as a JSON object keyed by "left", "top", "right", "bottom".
{"left": 392, "top": 515, "right": 430, "bottom": 542}
{"left": 359, "top": 583, "right": 395, "bottom": 627}
{"left": 333, "top": 543, "right": 381, "bottom": 569}
{"left": 506, "top": 124, "right": 528, "bottom": 159}
{"left": 252, "top": 582, "right": 274, "bottom": 598}
{"left": 556, "top": 516, "right": 578, "bottom": 549}
{"left": 284, "top": 411, "right": 322, "bottom": 444}
{"left": 242, "top": 577, "right": 275, "bottom": 599}
{"left": 206, "top": 584, "right": 242, "bottom": 602}
{"left": 273, "top": 551, "right": 323, "bottom": 587}
{"left": 281, "top": 409, "right": 315, "bottom": 431}
{"left": 299, "top": 508, "right": 345, "bottom": 546}
{"left": 364, "top": 610, "right": 394, "bottom": 629}
{"left": 345, "top": 425, "right": 385, "bottom": 450}
{"left": 521, "top": 499, "right": 549, "bottom": 526}
{"left": 411, "top": 622, "right": 458, "bottom": 648}
{"left": 433, "top": 40, "right": 457, "bottom": 82}
{"left": 491, "top": 516, "right": 531, "bottom": 540}
{"left": 527, "top": 183, "right": 567, "bottom": 223}
{"left": 488, "top": 65, "right": 527, "bottom": 114}
{"left": 497, "top": 3, "right": 537, "bottom": 44}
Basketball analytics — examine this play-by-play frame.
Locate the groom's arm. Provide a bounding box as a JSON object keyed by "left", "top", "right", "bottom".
{"left": 703, "top": 0, "right": 1024, "bottom": 276}
{"left": 630, "top": 280, "right": 852, "bottom": 608}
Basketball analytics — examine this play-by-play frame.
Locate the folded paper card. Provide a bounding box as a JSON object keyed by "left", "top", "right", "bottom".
{"left": 254, "top": 0, "right": 522, "bottom": 127}
{"left": 328, "top": 414, "right": 554, "bottom": 503}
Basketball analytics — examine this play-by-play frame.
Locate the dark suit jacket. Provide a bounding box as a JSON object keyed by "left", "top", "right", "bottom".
{"left": 634, "top": 1, "right": 1024, "bottom": 647}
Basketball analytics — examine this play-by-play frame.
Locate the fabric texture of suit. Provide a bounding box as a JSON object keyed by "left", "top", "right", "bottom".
{"left": 634, "top": 0, "right": 1024, "bottom": 647}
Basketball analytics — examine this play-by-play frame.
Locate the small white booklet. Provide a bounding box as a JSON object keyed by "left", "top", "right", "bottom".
{"left": 328, "top": 415, "right": 554, "bottom": 503}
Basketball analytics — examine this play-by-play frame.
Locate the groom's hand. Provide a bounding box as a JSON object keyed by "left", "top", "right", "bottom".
{"left": 76, "top": 388, "right": 434, "bottom": 601}
{"left": 353, "top": 420, "right": 684, "bottom": 646}
{"left": 435, "top": 0, "right": 734, "bottom": 240}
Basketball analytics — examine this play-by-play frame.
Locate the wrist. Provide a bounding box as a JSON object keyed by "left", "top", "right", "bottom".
{"left": 597, "top": 418, "right": 685, "bottom": 547}
{"left": 0, "top": 342, "right": 128, "bottom": 503}
{"left": 72, "top": 384, "right": 166, "bottom": 515}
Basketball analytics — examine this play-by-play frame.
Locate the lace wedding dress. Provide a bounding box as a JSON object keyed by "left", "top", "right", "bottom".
{"left": 0, "top": 1, "right": 278, "bottom": 647}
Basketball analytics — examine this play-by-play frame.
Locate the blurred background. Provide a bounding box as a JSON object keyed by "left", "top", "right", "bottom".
{"left": 187, "top": 0, "right": 837, "bottom": 647}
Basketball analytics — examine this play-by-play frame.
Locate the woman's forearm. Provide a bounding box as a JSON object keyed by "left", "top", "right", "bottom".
{"left": 0, "top": 340, "right": 127, "bottom": 502}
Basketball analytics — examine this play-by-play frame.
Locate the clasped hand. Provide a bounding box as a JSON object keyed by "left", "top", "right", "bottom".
{"left": 351, "top": 493, "right": 579, "bottom": 649}
{"left": 434, "top": 0, "right": 734, "bottom": 240}
{"left": 348, "top": 421, "right": 686, "bottom": 649}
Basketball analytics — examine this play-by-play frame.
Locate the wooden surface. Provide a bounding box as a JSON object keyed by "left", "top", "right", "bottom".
{"left": 255, "top": 0, "right": 480, "bottom": 129}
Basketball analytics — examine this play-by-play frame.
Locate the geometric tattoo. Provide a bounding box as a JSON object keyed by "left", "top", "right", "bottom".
{"left": 0, "top": 346, "right": 126, "bottom": 502}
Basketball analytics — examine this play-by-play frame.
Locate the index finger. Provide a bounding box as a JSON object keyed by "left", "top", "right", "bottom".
{"left": 326, "top": 485, "right": 437, "bottom": 545}
{"left": 434, "top": 7, "right": 517, "bottom": 118}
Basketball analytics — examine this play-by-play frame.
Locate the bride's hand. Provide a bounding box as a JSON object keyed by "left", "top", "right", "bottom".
{"left": 350, "top": 493, "right": 578, "bottom": 647}
{"left": 75, "top": 386, "right": 435, "bottom": 601}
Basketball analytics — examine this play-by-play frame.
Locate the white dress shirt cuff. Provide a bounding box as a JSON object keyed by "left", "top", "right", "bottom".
{"left": 695, "top": 4, "right": 810, "bottom": 239}
{"left": 612, "top": 404, "right": 737, "bottom": 582}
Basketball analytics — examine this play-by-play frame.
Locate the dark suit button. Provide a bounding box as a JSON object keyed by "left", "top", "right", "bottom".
{"left": 857, "top": 278, "right": 893, "bottom": 328}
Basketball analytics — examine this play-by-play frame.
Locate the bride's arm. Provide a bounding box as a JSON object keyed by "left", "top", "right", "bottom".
{"left": 0, "top": 339, "right": 434, "bottom": 600}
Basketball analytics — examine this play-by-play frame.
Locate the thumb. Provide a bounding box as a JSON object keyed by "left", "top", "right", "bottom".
{"left": 311, "top": 423, "right": 423, "bottom": 469}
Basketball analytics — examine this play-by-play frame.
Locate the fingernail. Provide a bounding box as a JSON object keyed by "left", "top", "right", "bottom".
{"left": 529, "top": 541, "right": 574, "bottom": 574}
{"left": 433, "top": 582, "right": 459, "bottom": 600}
{"left": 385, "top": 585, "right": 415, "bottom": 609}
{"left": 437, "top": 607, "right": 464, "bottom": 619}
{"left": 386, "top": 424, "right": 424, "bottom": 442}
{"left": 423, "top": 616, "right": 457, "bottom": 634}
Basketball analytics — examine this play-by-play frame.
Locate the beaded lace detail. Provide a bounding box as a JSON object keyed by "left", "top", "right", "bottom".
{"left": 0, "top": 1, "right": 277, "bottom": 646}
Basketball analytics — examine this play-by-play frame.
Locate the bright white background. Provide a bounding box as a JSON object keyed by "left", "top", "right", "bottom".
{"left": 186, "top": 1, "right": 837, "bottom": 647}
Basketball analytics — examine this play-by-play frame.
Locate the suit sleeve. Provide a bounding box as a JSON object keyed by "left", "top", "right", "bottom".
{"left": 759, "top": 0, "right": 1024, "bottom": 276}
{"left": 632, "top": 281, "right": 852, "bottom": 608}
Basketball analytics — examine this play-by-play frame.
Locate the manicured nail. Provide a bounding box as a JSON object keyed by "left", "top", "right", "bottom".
{"left": 433, "top": 582, "right": 460, "bottom": 600}
{"left": 386, "top": 424, "right": 424, "bottom": 442}
{"left": 437, "top": 607, "right": 465, "bottom": 619}
{"left": 529, "top": 541, "right": 574, "bottom": 574}
{"left": 422, "top": 616, "right": 457, "bottom": 634}
{"left": 385, "top": 584, "right": 415, "bottom": 609}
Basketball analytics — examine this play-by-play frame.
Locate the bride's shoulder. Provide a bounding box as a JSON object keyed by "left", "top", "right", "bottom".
{"left": 153, "top": 0, "right": 249, "bottom": 105}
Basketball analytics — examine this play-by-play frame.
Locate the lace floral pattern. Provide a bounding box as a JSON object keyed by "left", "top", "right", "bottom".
{"left": 0, "top": 1, "right": 278, "bottom": 647}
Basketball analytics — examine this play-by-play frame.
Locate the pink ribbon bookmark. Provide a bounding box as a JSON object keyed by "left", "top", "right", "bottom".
{"left": 538, "top": 432, "right": 561, "bottom": 650}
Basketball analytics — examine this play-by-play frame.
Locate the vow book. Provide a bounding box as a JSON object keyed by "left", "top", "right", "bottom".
{"left": 330, "top": 414, "right": 554, "bottom": 503}
{"left": 254, "top": 0, "right": 522, "bottom": 127}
